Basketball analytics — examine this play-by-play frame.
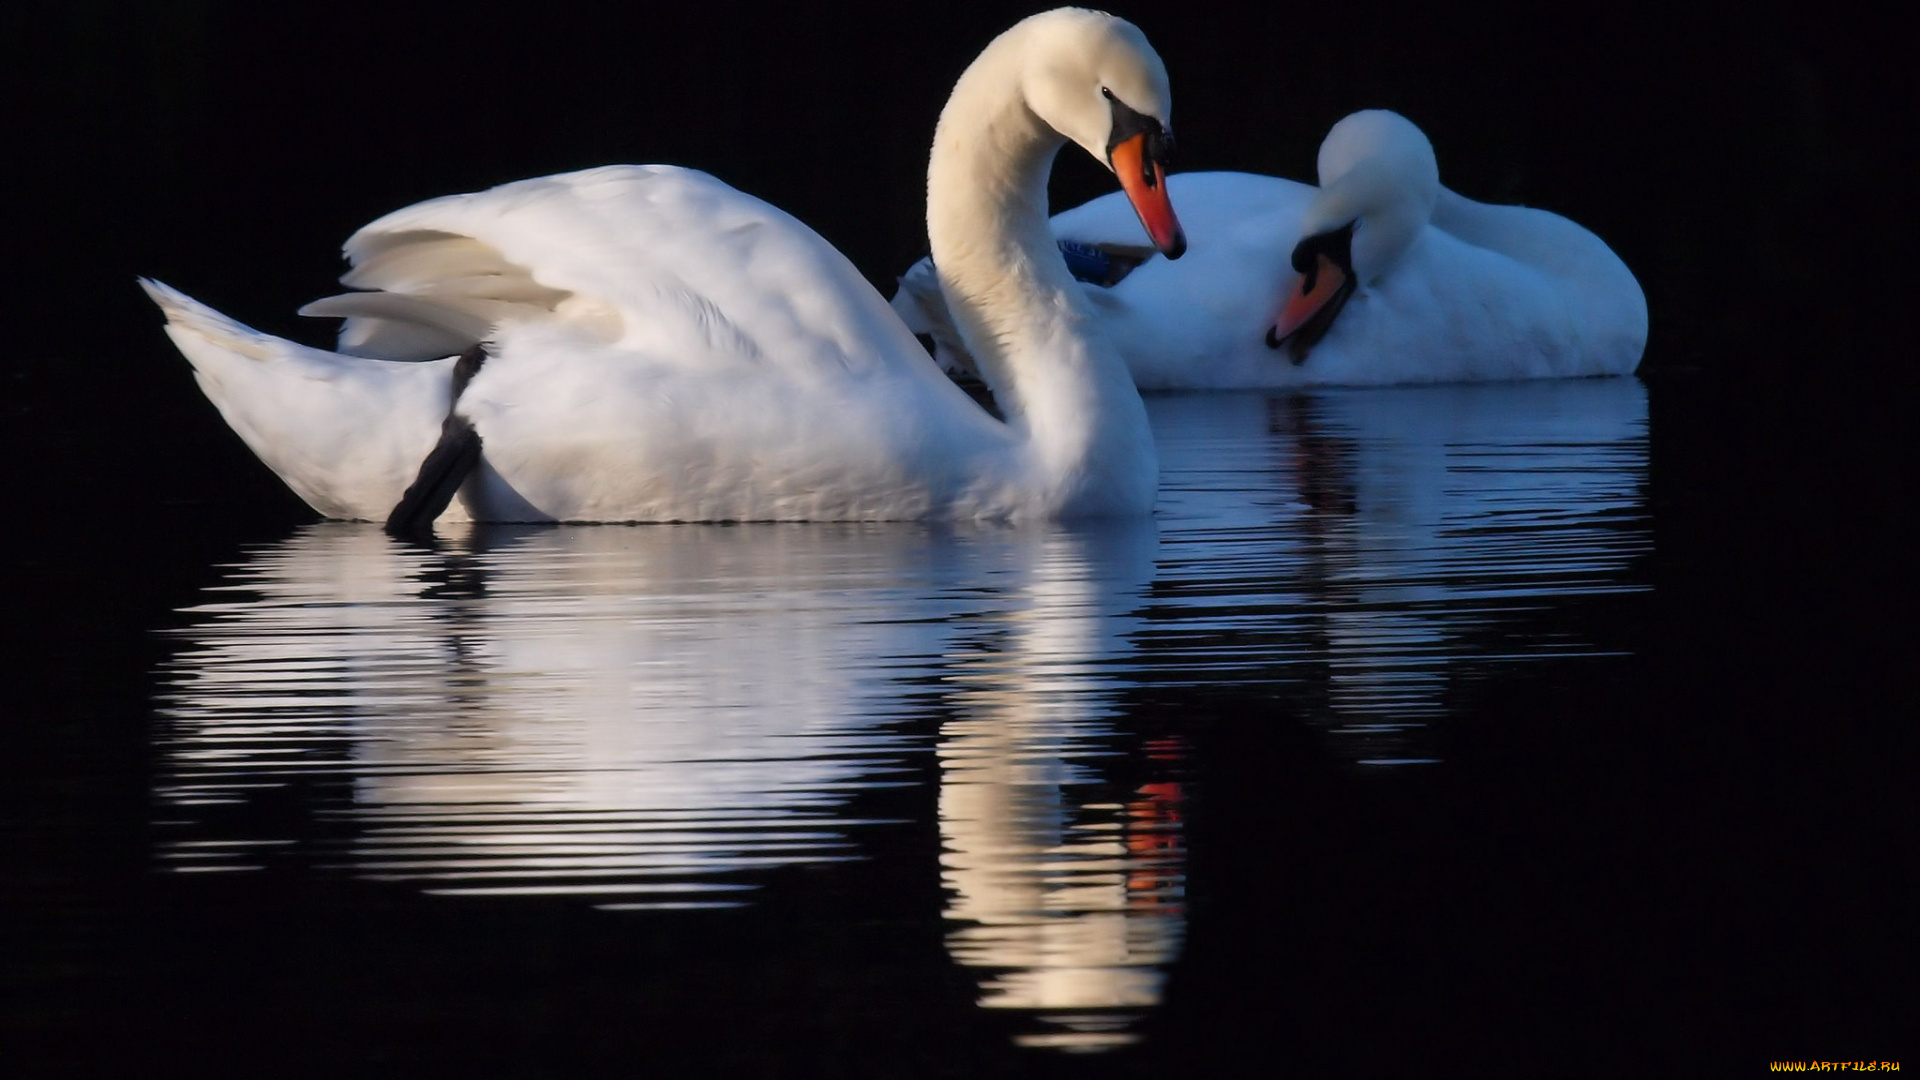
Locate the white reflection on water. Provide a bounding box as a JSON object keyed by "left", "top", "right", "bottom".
{"left": 153, "top": 379, "right": 1648, "bottom": 1051}
{"left": 1146, "top": 379, "right": 1650, "bottom": 758}
{"left": 935, "top": 525, "right": 1181, "bottom": 1051}
{"left": 157, "top": 523, "right": 1018, "bottom": 902}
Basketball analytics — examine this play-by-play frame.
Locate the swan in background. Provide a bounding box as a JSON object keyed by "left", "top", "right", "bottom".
{"left": 893, "top": 109, "right": 1647, "bottom": 390}
{"left": 143, "top": 9, "right": 1185, "bottom": 527}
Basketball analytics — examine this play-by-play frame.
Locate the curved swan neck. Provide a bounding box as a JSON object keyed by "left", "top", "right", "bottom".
{"left": 1305, "top": 110, "right": 1440, "bottom": 287}
{"left": 926, "top": 28, "right": 1085, "bottom": 408}
{"left": 924, "top": 18, "right": 1155, "bottom": 514}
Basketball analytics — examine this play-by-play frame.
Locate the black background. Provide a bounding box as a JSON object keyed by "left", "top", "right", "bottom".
{"left": 3, "top": 2, "right": 1910, "bottom": 1075}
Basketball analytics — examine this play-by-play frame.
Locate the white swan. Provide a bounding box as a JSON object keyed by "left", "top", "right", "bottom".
{"left": 893, "top": 109, "right": 1647, "bottom": 390}
{"left": 143, "top": 8, "right": 1185, "bottom": 526}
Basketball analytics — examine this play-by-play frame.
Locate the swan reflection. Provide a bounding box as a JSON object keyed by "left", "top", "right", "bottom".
{"left": 1144, "top": 378, "right": 1650, "bottom": 761}
{"left": 934, "top": 526, "right": 1182, "bottom": 1051}
{"left": 158, "top": 523, "right": 1004, "bottom": 902}
{"left": 153, "top": 378, "right": 1649, "bottom": 1053}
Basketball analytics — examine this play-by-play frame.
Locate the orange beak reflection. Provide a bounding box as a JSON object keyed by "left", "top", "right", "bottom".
{"left": 1272, "top": 254, "right": 1350, "bottom": 345}
{"left": 1110, "top": 133, "right": 1185, "bottom": 259}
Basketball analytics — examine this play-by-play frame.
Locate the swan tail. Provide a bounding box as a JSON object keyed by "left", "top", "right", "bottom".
{"left": 140, "top": 278, "right": 284, "bottom": 364}
{"left": 140, "top": 278, "right": 458, "bottom": 520}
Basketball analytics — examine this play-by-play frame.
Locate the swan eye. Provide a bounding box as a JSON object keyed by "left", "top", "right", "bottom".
{"left": 1101, "top": 87, "right": 1114, "bottom": 100}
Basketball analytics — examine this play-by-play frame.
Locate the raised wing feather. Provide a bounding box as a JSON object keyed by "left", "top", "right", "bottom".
{"left": 332, "top": 165, "right": 925, "bottom": 378}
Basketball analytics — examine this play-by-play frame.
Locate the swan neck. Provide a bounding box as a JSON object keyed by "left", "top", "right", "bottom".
{"left": 922, "top": 31, "right": 1154, "bottom": 514}
{"left": 925, "top": 40, "right": 1083, "bottom": 385}
{"left": 1306, "top": 159, "right": 1437, "bottom": 286}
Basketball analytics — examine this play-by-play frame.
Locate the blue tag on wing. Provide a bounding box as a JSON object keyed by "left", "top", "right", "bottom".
{"left": 1057, "top": 239, "right": 1147, "bottom": 287}
{"left": 1058, "top": 239, "right": 1115, "bottom": 285}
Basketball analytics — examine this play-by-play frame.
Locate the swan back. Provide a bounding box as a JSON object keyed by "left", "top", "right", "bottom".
{"left": 1429, "top": 189, "right": 1649, "bottom": 375}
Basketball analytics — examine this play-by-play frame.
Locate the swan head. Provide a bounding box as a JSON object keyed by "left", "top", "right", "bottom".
{"left": 1018, "top": 9, "right": 1185, "bottom": 258}
{"left": 1268, "top": 110, "right": 1440, "bottom": 361}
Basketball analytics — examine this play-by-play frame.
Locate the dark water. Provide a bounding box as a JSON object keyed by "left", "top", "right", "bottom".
{"left": 4, "top": 4, "right": 1907, "bottom": 1072}
{"left": 5, "top": 379, "right": 1906, "bottom": 1076}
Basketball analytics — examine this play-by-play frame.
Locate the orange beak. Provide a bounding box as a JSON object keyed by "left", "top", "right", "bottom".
{"left": 1271, "top": 254, "right": 1350, "bottom": 345}
{"left": 1110, "top": 133, "right": 1185, "bottom": 259}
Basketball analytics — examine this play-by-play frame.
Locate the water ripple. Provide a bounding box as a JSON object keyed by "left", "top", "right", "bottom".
{"left": 153, "top": 379, "right": 1650, "bottom": 1051}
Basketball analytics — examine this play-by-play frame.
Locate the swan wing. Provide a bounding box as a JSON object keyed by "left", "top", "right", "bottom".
{"left": 302, "top": 166, "right": 1015, "bottom": 523}
{"left": 321, "top": 165, "right": 930, "bottom": 378}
